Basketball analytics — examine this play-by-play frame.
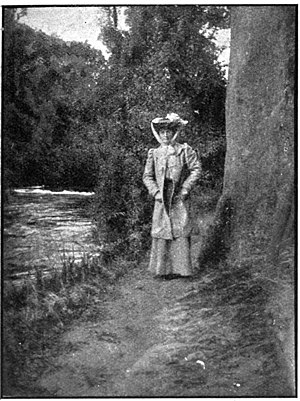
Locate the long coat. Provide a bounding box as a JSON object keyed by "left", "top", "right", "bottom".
{"left": 143, "top": 142, "right": 201, "bottom": 240}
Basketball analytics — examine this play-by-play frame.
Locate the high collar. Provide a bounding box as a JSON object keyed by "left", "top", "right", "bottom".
{"left": 156, "top": 142, "right": 185, "bottom": 156}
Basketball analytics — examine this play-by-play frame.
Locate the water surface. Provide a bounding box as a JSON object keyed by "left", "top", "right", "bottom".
{"left": 3, "top": 188, "right": 96, "bottom": 280}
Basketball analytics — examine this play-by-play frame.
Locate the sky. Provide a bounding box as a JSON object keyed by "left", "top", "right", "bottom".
{"left": 19, "top": 7, "right": 110, "bottom": 56}
{"left": 19, "top": 6, "right": 230, "bottom": 68}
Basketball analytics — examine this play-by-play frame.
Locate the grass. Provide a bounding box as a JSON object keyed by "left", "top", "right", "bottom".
{"left": 178, "top": 256, "right": 294, "bottom": 396}
{"left": 197, "top": 227, "right": 295, "bottom": 395}
{"left": 2, "top": 249, "right": 135, "bottom": 396}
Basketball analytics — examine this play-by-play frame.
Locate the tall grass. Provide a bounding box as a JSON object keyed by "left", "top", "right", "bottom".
{"left": 2, "top": 249, "right": 135, "bottom": 396}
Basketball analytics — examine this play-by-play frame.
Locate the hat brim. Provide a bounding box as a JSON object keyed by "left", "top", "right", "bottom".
{"left": 153, "top": 120, "right": 181, "bottom": 129}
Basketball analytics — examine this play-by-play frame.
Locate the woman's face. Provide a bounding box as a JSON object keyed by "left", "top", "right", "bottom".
{"left": 159, "top": 128, "right": 174, "bottom": 145}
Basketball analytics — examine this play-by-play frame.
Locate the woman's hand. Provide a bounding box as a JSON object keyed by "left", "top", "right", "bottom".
{"left": 155, "top": 192, "right": 163, "bottom": 202}
{"left": 180, "top": 189, "right": 189, "bottom": 201}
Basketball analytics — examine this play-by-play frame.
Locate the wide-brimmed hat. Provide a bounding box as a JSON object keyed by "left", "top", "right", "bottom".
{"left": 152, "top": 113, "right": 188, "bottom": 130}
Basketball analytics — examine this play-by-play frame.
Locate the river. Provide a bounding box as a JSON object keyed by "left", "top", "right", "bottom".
{"left": 3, "top": 187, "right": 97, "bottom": 281}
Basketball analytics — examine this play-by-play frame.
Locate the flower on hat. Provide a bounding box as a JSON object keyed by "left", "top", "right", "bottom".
{"left": 165, "top": 113, "right": 188, "bottom": 125}
{"left": 151, "top": 113, "right": 188, "bottom": 126}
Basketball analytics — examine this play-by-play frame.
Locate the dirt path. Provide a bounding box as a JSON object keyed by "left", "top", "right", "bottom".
{"left": 36, "top": 236, "right": 293, "bottom": 397}
{"left": 38, "top": 264, "right": 207, "bottom": 397}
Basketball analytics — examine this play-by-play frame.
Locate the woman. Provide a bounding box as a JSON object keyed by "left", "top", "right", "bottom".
{"left": 143, "top": 113, "right": 201, "bottom": 279}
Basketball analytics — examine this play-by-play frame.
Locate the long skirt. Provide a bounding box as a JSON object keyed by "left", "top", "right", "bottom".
{"left": 148, "top": 237, "right": 193, "bottom": 276}
{"left": 148, "top": 178, "right": 193, "bottom": 277}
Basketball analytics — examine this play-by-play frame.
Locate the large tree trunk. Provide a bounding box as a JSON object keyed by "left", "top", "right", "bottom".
{"left": 225, "top": 6, "right": 295, "bottom": 260}
{"left": 198, "top": 5, "right": 295, "bottom": 393}
{"left": 200, "top": 5, "right": 295, "bottom": 266}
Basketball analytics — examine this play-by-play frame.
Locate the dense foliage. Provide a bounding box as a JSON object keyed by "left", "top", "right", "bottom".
{"left": 3, "top": 8, "right": 106, "bottom": 189}
{"left": 4, "top": 6, "right": 229, "bottom": 257}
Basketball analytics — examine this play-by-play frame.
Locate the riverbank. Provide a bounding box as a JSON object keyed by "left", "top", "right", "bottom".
{"left": 3, "top": 252, "right": 294, "bottom": 397}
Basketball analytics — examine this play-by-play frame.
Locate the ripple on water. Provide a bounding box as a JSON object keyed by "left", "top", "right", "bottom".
{"left": 4, "top": 190, "right": 96, "bottom": 279}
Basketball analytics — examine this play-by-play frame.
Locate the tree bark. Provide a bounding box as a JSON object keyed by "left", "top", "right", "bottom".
{"left": 199, "top": 6, "right": 295, "bottom": 267}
